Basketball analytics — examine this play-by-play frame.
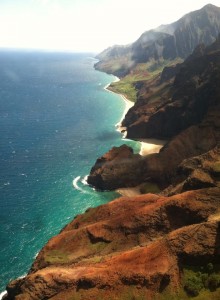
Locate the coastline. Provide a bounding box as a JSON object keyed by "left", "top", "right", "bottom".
{"left": 104, "top": 77, "right": 166, "bottom": 157}
{"left": 0, "top": 291, "right": 7, "bottom": 300}
{"left": 104, "top": 76, "right": 134, "bottom": 132}
{"left": 103, "top": 76, "right": 166, "bottom": 198}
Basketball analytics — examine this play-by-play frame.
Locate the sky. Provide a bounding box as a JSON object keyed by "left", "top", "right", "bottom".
{"left": 0, "top": 0, "right": 219, "bottom": 52}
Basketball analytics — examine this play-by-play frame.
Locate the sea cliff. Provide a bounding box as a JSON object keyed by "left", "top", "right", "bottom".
{"left": 3, "top": 4, "right": 220, "bottom": 300}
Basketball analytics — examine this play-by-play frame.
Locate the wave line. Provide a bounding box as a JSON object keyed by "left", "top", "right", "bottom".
{"left": 0, "top": 291, "right": 7, "bottom": 299}
{"left": 72, "top": 176, "right": 83, "bottom": 192}
{"left": 81, "top": 175, "right": 88, "bottom": 185}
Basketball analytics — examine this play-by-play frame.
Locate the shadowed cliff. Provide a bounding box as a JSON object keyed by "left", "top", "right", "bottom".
{"left": 3, "top": 5, "right": 220, "bottom": 300}
{"left": 88, "top": 36, "right": 220, "bottom": 191}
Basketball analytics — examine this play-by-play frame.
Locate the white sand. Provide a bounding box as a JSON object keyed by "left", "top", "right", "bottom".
{"left": 116, "top": 95, "right": 134, "bottom": 128}
{"left": 104, "top": 77, "right": 167, "bottom": 156}
{"left": 104, "top": 76, "right": 134, "bottom": 132}
{"left": 116, "top": 186, "right": 141, "bottom": 197}
{"left": 139, "top": 138, "right": 167, "bottom": 156}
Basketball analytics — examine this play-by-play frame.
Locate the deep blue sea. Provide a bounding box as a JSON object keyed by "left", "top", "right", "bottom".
{"left": 0, "top": 50, "right": 140, "bottom": 294}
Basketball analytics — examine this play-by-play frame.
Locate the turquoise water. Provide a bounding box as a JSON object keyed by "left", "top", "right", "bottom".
{"left": 0, "top": 50, "right": 140, "bottom": 292}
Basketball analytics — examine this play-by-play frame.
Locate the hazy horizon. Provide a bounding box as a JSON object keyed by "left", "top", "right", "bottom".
{"left": 0, "top": 0, "right": 219, "bottom": 53}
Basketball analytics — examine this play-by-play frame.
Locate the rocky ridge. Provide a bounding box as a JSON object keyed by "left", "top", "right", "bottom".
{"left": 88, "top": 36, "right": 220, "bottom": 191}
{"left": 122, "top": 36, "right": 220, "bottom": 139}
{"left": 3, "top": 5, "right": 220, "bottom": 300}
{"left": 5, "top": 48, "right": 220, "bottom": 300}
{"left": 95, "top": 4, "right": 220, "bottom": 77}
{"left": 4, "top": 185, "right": 220, "bottom": 299}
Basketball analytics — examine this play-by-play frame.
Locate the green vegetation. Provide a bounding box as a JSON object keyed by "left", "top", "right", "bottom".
{"left": 207, "top": 273, "right": 220, "bottom": 290}
{"left": 108, "top": 58, "right": 182, "bottom": 102}
{"left": 156, "top": 264, "right": 220, "bottom": 300}
{"left": 147, "top": 84, "right": 171, "bottom": 104}
{"left": 184, "top": 272, "right": 204, "bottom": 296}
{"left": 210, "top": 161, "right": 220, "bottom": 173}
{"left": 156, "top": 289, "right": 188, "bottom": 300}
{"left": 159, "top": 289, "right": 220, "bottom": 300}
{"left": 183, "top": 263, "right": 220, "bottom": 297}
{"left": 82, "top": 255, "right": 103, "bottom": 264}
{"left": 109, "top": 79, "right": 137, "bottom": 102}
{"left": 64, "top": 268, "right": 220, "bottom": 300}
{"left": 89, "top": 241, "right": 107, "bottom": 253}
{"left": 67, "top": 286, "right": 146, "bottom": 300}
{"left": 78, "top": 207, "right": 96, "bottom": 223}
{"left": 45, "top": 249, "right": 70, "bottom": 264}
{"left": 117, "top": 287, "right": 146, "bottom": 300}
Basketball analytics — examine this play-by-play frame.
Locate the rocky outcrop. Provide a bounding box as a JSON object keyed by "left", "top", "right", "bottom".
{"left": 123, "top": 36, "right": 220, "bottom": 139}
{"left": 4, "top": 188, "right": 220, "bottom": 299}
{"left": 95, "top": 4, "right": 220, "bottom": 77}
{"left": 87, "top": 144, "right": 144, "bottom": 190}
{"left": 89, "top": 37, "right": 220, "bottom": 191}
{"left": 162, "top": 146, "right": 220, "bottom": 196}
{"left": 89, "top": 120, "right": 218, "bottom": 191}
{"left": 159, "top": 63, "right": 182, "bottom": 84}
{"left": 4, "top": 6, "right": 220, "bottom": 300}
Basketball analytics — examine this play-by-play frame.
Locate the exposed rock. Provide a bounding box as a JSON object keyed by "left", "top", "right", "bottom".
{"left": 4, "top": 6, "right": 220, "bottom": 300}
{"left": 183, "top": 169, "right": 215, "bottom": 190}
{"left": 87, "top": 144, "right": 144, "bottom": 190}
{"left": 159, "top": 63, "right": 182, "bottom": 83}
{"left": 89, "top": 36, "right": 220, "bottom": 190}
{"left": 123, "top": 35, "right": 220, "bottom": 139}
{"left": 95, "top": 4, "right": 220, "bottom": 77}
{"left": 162, "top": 146, "right": 220, "bottom": 196}
{"left": 88, "top": 124, "right": 217, "bottom": 190}
{"left": 4, "top": 188, "right": 220, "bottom": 299}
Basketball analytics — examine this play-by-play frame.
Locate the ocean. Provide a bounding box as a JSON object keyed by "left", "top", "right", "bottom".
{"left": 0, "top": 50, "right": 140, "bottom": 293}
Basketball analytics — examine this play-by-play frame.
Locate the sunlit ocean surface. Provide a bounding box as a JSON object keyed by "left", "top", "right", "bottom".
{"left": 0, "top": 50, "right": 140, "bottom": 292}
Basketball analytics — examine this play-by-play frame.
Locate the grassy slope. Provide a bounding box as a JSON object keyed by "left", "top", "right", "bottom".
{"left": 108, "top": 59, "right": 182, "bottom": 102}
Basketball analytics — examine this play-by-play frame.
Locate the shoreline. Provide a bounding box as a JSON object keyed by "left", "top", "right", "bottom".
{"left": 103, "top": 76, "right": 166, "bottom": 198}
{"left": 104, "top": 76, "right": 134, "bottom": 132}
{"left": 139, "top": 138, "right": 167, "bottom": 156}
{"left": 104, "top": 76, "right": 166, "bottom": 157}
{"left": 0, "top": 291, "right": 7, "bottom": 300}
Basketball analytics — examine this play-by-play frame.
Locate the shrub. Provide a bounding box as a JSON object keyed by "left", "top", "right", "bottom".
{"left": 206, "top": 273, "right": 220, "bottom": 291}
{"left": 140, "top": 182, "right": 160, "bottom": 194}
{"left": 184, "top": 274, "right": 203, "bottom": 297}
{"left": 206, "top": 263, "right": 214, "bottom": 273}
{"left": 201, "top": 273, "right": 209, "bottom": 287}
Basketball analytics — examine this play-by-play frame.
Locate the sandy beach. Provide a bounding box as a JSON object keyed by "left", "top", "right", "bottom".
{"left": 104, "top": 77, "right": 134, "bottom": 131}
{"left": 115, "top": 94, "right": 134, "bottom": 129}
{"left": 139, "top": 138, "right": 167, "bottom": 156}
{"left": 104, "top": 77, "right": 166, "bottom": 157}
{"left": 116, "top": 186, "right": 141, "bottom": 197}
{"left": 104, "top": 78, "right": 167, "bottom": 198}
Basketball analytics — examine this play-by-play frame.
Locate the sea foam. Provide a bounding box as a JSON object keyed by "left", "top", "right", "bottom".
{"left": 0, "top": 291, "right": 7, "bottom": 299}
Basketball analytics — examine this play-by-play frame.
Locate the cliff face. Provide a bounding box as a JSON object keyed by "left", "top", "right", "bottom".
{"left": 4, "top": 6, "right": 220, "bottom": 300}
{"left": 123, "top": 36, "right": 220, "bottom": 139}
{"left": 5, "top": 58, "right": 220, "bottom": 300}
{"left": 4, "top": 186, "right": 220, "bottom": 299}
{"left": 95, "top": 4, "right": 220, "bottom": 77}
{"left": 87, "top": 145, "right": 144, "bottom": 190}
{"left": 88, "top": 37, "right": 220, "bottom": 191}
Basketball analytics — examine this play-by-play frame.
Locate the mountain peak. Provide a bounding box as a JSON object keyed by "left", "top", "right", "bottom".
{"left": 203, "top": 3, "right": 219, "bottom": 10}
{"left": 96, "top": 3, "right": 220, "bottom": 77}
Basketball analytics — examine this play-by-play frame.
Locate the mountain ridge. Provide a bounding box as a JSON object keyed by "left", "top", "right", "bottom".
{"left": 3, "top": 4, "right": 220, "bottom": 300}
{"left": 95, "top": 3, "right": 220, "bottom": 77}
{"left": 88, "top": 34, "right": 220, "bottom": 191}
